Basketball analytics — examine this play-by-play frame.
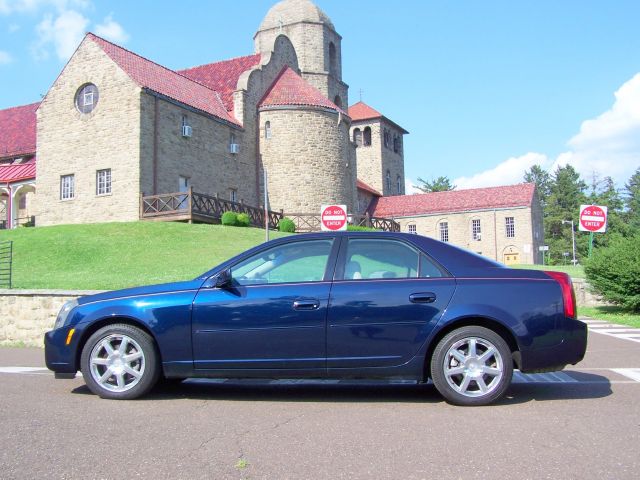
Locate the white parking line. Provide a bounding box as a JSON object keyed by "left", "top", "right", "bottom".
{"left": 611, "top": 369, "right": 640, "bottom": 382}
{"left": 0, "top": 366, "right": 49, "bottom": 374}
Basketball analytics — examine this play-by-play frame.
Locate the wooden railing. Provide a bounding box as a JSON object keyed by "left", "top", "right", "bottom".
{"left": 286, "top": 213, "right": 400, "bottom": 232}
{"left": 141, "top": 190, "right": 400, "bottom": 232}
{"left": 0, "top": 240, "right": 12, "bottom": 288}
{"left": 141, "top": 189, "right": 283, "bottom": 229}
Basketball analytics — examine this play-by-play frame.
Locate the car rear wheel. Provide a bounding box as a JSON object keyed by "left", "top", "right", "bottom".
{"left": 430, "top": 326, "right": 513, "bottom": 406}
{"left": 80, "top": 324, "right": 160, "bottom": 400}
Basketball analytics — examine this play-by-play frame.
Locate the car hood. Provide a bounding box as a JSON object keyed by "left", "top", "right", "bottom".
{"left": 77, "top": 279, "right": 205, "bottom": 305}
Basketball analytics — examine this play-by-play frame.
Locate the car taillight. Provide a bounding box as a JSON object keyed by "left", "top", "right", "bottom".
{"left": 544, "top": 271, "right": 577, "bottom": 319}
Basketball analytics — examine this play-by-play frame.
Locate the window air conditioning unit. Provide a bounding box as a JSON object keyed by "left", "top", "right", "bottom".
{"left": 182, "top": 125, "right": 192, "bottom": 138}
{"left": 229, "top": 143, "right": 240, "bottom": 154}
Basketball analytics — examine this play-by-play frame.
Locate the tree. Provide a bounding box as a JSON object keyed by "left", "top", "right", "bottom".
{"left": 416, "top": 176, "right": 456, "bottom": 193}
{"left": 544, "top": 165, "right": 587, "bottom": 264}
{"left": 624, "top": 167, "right": 640, "bottom": 230}
{"left": 587, "top": 175, "right": 627, "bottom": 248}
{"left": 524, "top": 164, "right": 551, "bottom": 208}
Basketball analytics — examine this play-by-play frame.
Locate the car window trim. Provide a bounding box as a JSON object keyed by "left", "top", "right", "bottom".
{"left": 227, "top": 237, "right": 338, "bottom": 287}
{"left": 334, "top": 235, "right": 451, "bottom": 281}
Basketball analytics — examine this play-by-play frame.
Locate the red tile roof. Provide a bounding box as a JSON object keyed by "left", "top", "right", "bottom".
{"left": 0, "top": 158, "right": 36, "bottom": 184}
{"left": 356, "top": 179, "right": 381, "bottom": 197}
{"left": 348, "top": 101, "right": 408, "bottom": 134}
{"left": 259, "top": 66, "right": 344, "bottom": 113}
{"left": 0, "top": 102, "right": 39, "bottom": 159}
{"left": 348, "top": 102, "right": 383, "bottom": 121}
{"left": 87, "top": 33, "right": 240, "bottom": 126}
{"left": 179, "top": 54, "right": 261, "bottom": 113}
{"left": 372, "top": 183, "right": 536, "bottom": 217}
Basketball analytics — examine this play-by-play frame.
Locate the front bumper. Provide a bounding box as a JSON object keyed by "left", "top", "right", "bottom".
{"left": 44, "top": 328, "right": 78, "bottom": 375}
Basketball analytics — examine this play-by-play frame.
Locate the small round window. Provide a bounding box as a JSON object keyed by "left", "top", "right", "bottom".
{"left": 75, "top": 83, "right": 99, "bottom": 114}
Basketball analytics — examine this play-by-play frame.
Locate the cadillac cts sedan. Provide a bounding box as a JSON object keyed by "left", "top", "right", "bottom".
{"left": 45, "top": 232, "right": 587, "bottom": 406}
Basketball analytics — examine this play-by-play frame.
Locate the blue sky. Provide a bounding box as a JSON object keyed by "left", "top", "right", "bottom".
{"left": 1, "top": 0, "right": 639, "bottom": 190}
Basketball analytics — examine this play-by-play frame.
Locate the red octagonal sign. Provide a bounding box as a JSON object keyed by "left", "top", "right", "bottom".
{"left": 321, "top": 204, "right": 347, "bottom": 231}
{"left": 579, "top": 204, "right": 607, "bottom": 233}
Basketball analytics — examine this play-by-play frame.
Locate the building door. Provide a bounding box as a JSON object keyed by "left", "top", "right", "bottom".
{"left": 503, "top": 253, "right": 520, "bottom": 265}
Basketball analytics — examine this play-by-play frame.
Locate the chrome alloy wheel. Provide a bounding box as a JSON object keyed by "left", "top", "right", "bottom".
{"left": 89, "top": 334, "right": 146, "bottom": 393}
{"left": 442, "top": 336, "right": 504, "bottom": 398}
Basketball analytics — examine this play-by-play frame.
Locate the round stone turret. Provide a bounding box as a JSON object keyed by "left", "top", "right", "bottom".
{"left": 254, "top": 0, "right": 348, "bottom": 108}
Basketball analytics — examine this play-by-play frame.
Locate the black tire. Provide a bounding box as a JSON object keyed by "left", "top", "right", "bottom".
{"left": 80, "top": 323, "right": 160, "bottom": 400}
{"left": 430, "top": 326, "right": 513, "bottom": 406}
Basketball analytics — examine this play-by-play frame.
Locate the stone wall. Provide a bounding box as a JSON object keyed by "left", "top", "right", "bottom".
{"left": 0, "top": 290, "right": 101, "bottom": 347}
{"left": 35, "top": 38, "right": 142, "bottom": 226}
{"left": 396, "top": 206, "right": 540, "bottom": 264}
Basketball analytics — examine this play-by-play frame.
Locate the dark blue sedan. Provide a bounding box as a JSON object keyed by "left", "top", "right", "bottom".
{"left": 45, "top": 232, "right": 587, "bottom": 406}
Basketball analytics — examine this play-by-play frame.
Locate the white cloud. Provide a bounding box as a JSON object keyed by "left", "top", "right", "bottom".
{"left": 454, "top": 73, "right": 640, "bottom": 189}
{"left": 454, "top": 152, "right": 550, "bottom": 190}
{"left": 0, "top": 50, "right": 12, "bottom": 64}
{"left": 95, "top": 14, "right": 129, "bottom": 44}
{"left": 33, "top": 9, "right": 88, "bottom": 60}
{"left": 405, "top": 179, "right": 422, "bottom": 195}
{"left": 0, "top": 0, "right": 89, "bottom": 15}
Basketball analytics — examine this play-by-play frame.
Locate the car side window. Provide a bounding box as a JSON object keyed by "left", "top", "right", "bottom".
{"left": 343, "top": 239, "right": 420, "bottom": 280}
{"left": 231, "top": 240, "right": 334, "bottom": 285}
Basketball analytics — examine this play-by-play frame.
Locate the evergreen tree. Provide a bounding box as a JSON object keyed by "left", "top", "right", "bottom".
{"left": 545, "top": 165, "right": 587, "bottom": 264}
{"left": 624, "top": 167, "right": 640, "bottom": 231}
{"left": 524, "top": 164, "right": 551, "bottom": 208}
{"left": 415, "top": 176, "right": 456, "bottom": 193}
{"left": 588, "top": 175, "right": 627, "bottom": 249}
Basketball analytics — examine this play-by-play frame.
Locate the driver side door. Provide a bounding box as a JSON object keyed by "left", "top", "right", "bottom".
{"left": 191, "top": 238, "right": 337, "bottom": 373}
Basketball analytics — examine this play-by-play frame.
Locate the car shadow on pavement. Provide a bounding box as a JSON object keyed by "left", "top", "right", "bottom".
{"left": 71, "top": 371, "right": 613, "bottom": 405}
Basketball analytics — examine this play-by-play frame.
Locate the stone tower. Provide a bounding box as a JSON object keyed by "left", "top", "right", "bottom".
{"left": 254, "top": 0, "right": 348, "bottom": 109}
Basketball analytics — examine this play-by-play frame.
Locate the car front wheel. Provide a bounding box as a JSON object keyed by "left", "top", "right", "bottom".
{"left": 430, "top": 326, "right": 513, "bottom": 406}
{"left": 80, "top": 324, "right": 160, "bottom": 400}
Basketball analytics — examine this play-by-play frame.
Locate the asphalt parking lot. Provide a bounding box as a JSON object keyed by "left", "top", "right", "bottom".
{"left": 1, "top": 320, "right": 639, "bottom": 480}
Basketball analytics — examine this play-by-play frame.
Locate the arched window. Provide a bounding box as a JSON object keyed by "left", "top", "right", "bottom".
{"left": 334, "top": 95, "right": 342, "bottom": 108}
{"left": 363, "top": 127, "right": 372, "bottom": 146}
{"left": 264, "top": 121, "right": 272, "bottom": 139}
{"left": 397, "top": 175, "right": 402, "bottom": 194}
{"left": 393, "top": 135, "right": 400, "bottom": 153}
{"left": 329, "top": 42, "right": 336, "bottom": 73}
{"left": 386, "top": 170, "right": 391, "bottom": 192}
{"left": 353, "top": 128, "right": 362, "bottom": 147}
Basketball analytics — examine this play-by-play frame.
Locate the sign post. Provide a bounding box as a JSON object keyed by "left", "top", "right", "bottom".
{"left": 578, "top": 205, "right": 608, "bottom": 258}
{"left": 321, "top": 205, "right": 348, "bottom": 231}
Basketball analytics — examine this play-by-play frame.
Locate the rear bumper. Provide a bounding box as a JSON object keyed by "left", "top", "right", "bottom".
{"left": 520, "top": 318, "right": 588, "bottom": 373}
{"left": 44, "top": 328, "right": 77, "bottom": 375}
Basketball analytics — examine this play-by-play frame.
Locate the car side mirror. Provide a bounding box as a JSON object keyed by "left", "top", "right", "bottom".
{"left": 214, "top": 269, "right": 233, "bottom": 289}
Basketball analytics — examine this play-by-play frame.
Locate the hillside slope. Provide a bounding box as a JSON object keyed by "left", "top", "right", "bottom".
{"left": 0, "top": 222, "right": 287, "bottom": 290}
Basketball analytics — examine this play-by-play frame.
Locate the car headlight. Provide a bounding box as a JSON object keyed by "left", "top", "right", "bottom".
{"left": 54, "top": 299, "right": 78, "bottom": 330}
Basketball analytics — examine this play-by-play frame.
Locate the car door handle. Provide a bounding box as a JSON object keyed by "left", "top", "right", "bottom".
{"left": 409, "top": 292, "right": 437, "bottom": 304}
{"left": 293, "top": 299, "right": 320, "bottom": 310}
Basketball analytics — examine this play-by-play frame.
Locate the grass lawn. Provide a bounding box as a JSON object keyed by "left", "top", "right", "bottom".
{"left": 510, "top": 263, "right": 585, "bottom": 279}
{"left": 579, "top": 306, "right": 640, "bottom": 328}
{"left": 0, "top": 222, "right": 288, "bottom": 290}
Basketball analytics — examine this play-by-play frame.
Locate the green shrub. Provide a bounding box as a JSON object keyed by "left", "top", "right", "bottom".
{"left": 278, "top": 217, "right": 296, "bottom": 233}
{"left": 347, "top": 225, "right": 378, "bottom": 232}
{"left": 236, "top": 213, "right": 250, "bottom": 227}
{"left": 584, "top": 235, "right": 640, "bottom": 312}
{"left": 221, "top": 211, "right": 238, "bottom": 226}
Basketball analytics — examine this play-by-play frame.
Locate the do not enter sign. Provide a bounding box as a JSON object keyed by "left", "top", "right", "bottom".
{"left": 321, "top": 204, "right": 348, "bottom": 231}
{"left": 579, "top": 205, "right": 608, "bottom": 233}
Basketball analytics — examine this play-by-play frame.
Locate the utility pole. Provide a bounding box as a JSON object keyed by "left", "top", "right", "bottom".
{"left": 562, "top": 219, "right": 576, "bottom": 266}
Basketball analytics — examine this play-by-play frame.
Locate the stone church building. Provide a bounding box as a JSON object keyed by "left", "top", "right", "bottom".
{"left": 1, "top": 0, "right": 407, "bottom": 227}
{"left": 0, "top": 0, "right": 543, "bottom": 264}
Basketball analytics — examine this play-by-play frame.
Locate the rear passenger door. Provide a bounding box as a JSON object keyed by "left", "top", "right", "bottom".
{"left": 326, "top": 237, "right": 456, "bottom": 370}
